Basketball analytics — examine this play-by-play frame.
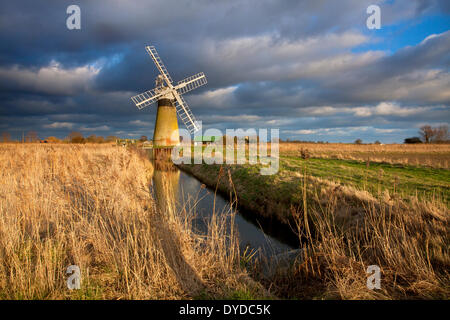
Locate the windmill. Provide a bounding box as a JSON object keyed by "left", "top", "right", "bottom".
{"left": 131, "top": 46, "right": 207, "bottom": 159}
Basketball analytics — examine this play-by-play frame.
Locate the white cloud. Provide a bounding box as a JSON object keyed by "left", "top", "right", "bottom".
{"left": 202, "top": 114, "right": 262, "bottom": 123}
{"left": 202, "top": 31, "right": 383, "bottom": 82}
{"left": 208, "top": 32, "right": 368, "bottom": 62}
{"left": 347, "top": 68, "right": 450, "bottom": 104}
{"left": 43, "top": 122, "right": 74, "bottom": 129}
{"left": 298, "top": 102, "right": 438, "bottom": 121}
{"left": 294, "top": 129, "right": 317, "bottom": 134}
{"left": 80, "top": 125, "right": 110, "bottom": 131}
{"left": 285, "top": 126, "right": 371, "bottom": 136}
{"left": 374, "top": 128, "right": 403, "bottom": 133}
{"left": 353, "top": 107, "right": 373, "bottom": 117}
{"left": 296, "top": 51, "right": 384, "bottom": 79}
{"left": 0, "top": 60, "right": 100, "bottom": 95}
{"left": 188, "top": 86, "right": 237, "bottom": 108}
{"left": 289, "top": 102, "right": 431, "bottom": 120}
{"left": 264, "top": 118, "right": 295, "bottom": 126}
{"left": 284, "top": 126, "right": 413, "bottom": 140}
{"left": 420, "top": 33, "right": 441, "bottom": 45}
{"left": 352, "top": 102, "right": 427, "bottom": 117}
{"left": 301, "top": 106, "right": 339, "bottom": 116}
{"left": 129, "top": 120, "right": 151, "bottom": 126}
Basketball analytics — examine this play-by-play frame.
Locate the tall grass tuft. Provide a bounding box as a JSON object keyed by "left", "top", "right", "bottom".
{"left": 267, "top": 178, "right": 449, "bottom": 299}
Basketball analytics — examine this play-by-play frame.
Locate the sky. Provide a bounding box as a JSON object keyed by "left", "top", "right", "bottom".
{"left": 0, "top": 0, "right": 449, "bottom": 143}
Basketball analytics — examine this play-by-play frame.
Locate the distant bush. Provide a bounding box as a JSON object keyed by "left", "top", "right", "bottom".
{"left": 71, "top": 136, "right": 85, "bottom": 143}
{"left": 300, "top": 148, "right": 310, "bottom": 160}
{"left": 106, "top": 136, "right": 119, "bottom": 142}
{"left": 45, "top": 136, "right": 61, "bottom": 143}
{"left": 68, "top": 131, "right": 85, "bottom": 144}
{"left": 404, "top": 137, "right": 422, "bottom": 144}
{"left": 86, "top": 134, "right": 97, "bottom": 143}
{"left": 1, "top": 131, "right": 11, "bottom": 142}
{"left": 354, "top": 139, "right": 363, "bottom": 144}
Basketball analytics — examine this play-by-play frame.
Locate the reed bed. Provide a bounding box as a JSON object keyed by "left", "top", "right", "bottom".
{"left": 2, "top": 143, "right": 447, "bottom": 300}
{"left": 0, "top": 144, "right": 259, "bottom": 299}
{"left": 260, "top": 167, "right": 450, "bottom": 299}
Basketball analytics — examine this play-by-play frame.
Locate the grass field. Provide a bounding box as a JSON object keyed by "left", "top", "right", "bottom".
{"left": 182, "top": 143, "right": 449, "bottom": 223}
{"left": 279, "top": 142, "right": 450, "bottom": 169}
{"left": 281, "top": 156, "right": 449, "bottom": 203}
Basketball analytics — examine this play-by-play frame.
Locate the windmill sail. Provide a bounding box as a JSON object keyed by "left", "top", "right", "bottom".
{"left": 131, "top": 87, "right": 165, "bottom": 110}
{"left": 145, "top": 46, "right": 173, "bottom": 86}
{"left": 176, "top": 72, "right": 207, "bottom": 95}
{"left": 173, "top": 92, "right": 200, "bottom": 133}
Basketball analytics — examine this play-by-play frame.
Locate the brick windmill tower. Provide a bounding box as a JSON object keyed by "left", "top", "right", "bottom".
{"left": 131, "top": 46, "right": 207, "bottom": 160}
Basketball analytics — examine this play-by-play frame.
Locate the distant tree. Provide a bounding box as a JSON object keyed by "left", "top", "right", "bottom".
{"left": 96, "top": 136, "right": 105, "bottom": 143}
{"left": 434, "top": 125, "right": 449, "bottom": 143}
{"left": 404, "top": 137, "right": 422, "bottom": 144}
{"left": 86, "top": 134, "right": 97, "bottom": 143}
{"left": 1, "top": 131, "right": 11, "bottom": 142}
{"left": 354, "top": 139, "right": 363, "bottom": 144}
{"left": 418, "top": 124, "right": 449, "bottom": 143}
{"left": 106, "top": 135, "right": 119, "bottom": 142}
{"left": 419, "top": 125, "right": 435, "bottom": 143}
{"left": 25, "top": 131, "right": 38, "bottom": 143}
{"left": 46, "top": 136, "right": 61, "bottom": 143}
{"left": 68, "top": 131, "right": 85, "bottom": 143}
{"left": 374, "top": 140, "right": 381, "bottom": 145}
{"left": 139, "top": 135, "right": 148, "bottom": 142}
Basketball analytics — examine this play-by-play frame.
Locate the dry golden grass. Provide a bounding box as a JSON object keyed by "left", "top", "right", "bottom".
{"left": 0, "top": 144, "right": 261, "bottom": 299}
{"left": 280, "top": 143, "right": 450, "bottom": 168}
{"left": 2, "top": 143, "right": 447, "bottom": 300}
{"left": 180, "top": 157, "right": 449, "bottom": 299}
{"left": 263, "top": 169, "right": 450, "bottom": 300}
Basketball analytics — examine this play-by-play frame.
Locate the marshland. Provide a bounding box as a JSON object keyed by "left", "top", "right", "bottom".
{"left": 0, "top": 142, "right": 448, "bottom": 299}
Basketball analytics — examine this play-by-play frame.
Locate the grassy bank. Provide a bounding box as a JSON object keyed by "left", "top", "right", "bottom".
{"left": 0, "top": 144, "right": 265, "bottom": 299}
{"left": 180, "top": 156, "right": 449, "bottom": 225}
{"left": 179, "top": 153, "right": 449, "bottom": 299}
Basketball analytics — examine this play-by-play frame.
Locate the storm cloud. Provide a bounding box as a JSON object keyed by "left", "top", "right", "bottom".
{"left": 0, "top": 0, "right": 449, "bottom": 142}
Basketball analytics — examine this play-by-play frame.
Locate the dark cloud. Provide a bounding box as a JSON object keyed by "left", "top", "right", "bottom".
{"left": 0, "top": 0, "right": 448, "bottom": 142}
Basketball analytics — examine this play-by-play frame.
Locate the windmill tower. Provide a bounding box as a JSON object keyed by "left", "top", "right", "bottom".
{"left": 131, "top": 46, "right": 207, "bottom": 160}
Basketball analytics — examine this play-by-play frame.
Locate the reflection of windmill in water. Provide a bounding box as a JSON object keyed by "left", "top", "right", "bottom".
{"left": 147, "top": 160, "right": 204, "bottom": 291}
{"left": 151, "top": 161, "right": 180, "bottom": 216}
{"left": 131, "top": 46, "right": 207, "bottom": 160}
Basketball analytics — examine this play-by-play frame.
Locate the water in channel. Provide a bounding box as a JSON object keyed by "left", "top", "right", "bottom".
{"left": 149, "top": 160, "right": 298, "bottom": 258}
